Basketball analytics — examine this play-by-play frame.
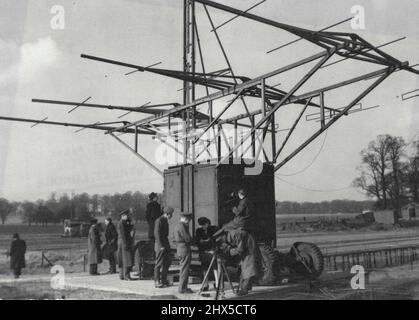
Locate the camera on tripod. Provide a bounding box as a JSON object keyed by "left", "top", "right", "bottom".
{"left": 199, "top": 234, "right": 236, "bottom": 299}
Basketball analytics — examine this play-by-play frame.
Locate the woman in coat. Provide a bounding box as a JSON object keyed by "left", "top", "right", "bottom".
{"left": 9, "top": 233, "right": 26, "bottom": 279}
{"left": 87, "top": 219, "right": 102, "bottom": 275}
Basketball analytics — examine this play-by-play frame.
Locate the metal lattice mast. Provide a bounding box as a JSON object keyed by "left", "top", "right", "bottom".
{"left": 183, "top": 0, "right": 196, "bottom": 164}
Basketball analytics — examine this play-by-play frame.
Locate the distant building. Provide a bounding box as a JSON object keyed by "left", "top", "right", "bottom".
{"left": 373, "top": 210, "right": 398, "bottom": 225}
{"left": 401, "top": 203, "right": 419, "bottom": 220}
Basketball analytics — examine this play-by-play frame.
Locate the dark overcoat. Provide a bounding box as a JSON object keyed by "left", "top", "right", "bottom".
{"left": 117, "top": 220, "right": 133, "bottom": 267}
{"left": 10, "top": 239, "right": 26, "bottom": 269}
{"left": 215, "top": 197, "right": 252, "bottom": 237}
{"left": 146, "top": 201, "right": 162, "bottom": 238}
{"left": 154, "top": 216, "right": 170, "bottom": 252}
{"left": 103, "top": 222, "right": 118, "bottom": 260}
{"left": 226, "top": 228, "right": 261, "bottom": 280}
{"left": 87, "top": 224, "right": 102, "bottom": 264}
{"left": 174, "top": 222, "right": 192, "bottom": 258}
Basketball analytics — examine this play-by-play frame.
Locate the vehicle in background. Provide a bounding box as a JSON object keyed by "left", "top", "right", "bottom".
{"left": 63, "top": 219, "right": 90, "bottom": 238}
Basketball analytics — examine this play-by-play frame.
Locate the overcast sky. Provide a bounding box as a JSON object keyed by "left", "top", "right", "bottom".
{"left": 0, "top": 0, "right": 418, "bottom": 202}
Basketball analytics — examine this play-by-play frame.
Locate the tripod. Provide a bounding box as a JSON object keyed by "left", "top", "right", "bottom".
{"left": 198, "top": 251, "right": 236, "bottom": 300}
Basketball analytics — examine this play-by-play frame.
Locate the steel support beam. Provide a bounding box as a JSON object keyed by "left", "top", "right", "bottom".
{"left": 109, "top": 133, "right": 163, "bottom": 177}
{"left": 274, "top": 69, "right": 393, "bottom": 171}
{"left": 0, "top": 116, "right": 152, "bottom": 135}
{"left": 274, "top": 97, "right": 312, "bottom": 162}
{"left": 204, "top": 4, "right": 253, "bottom": 122}
{"left": 107, "top": 50, "right": 331, "bottom": 133}
{"left": 320, "top": 91, "right": 325, "bottom": 128}
{"left": 193, "top": 89, "right": 244, "bottom": 144}
{"left": 217, "top": 62, "right": 408, "bottom": 125}
{"left": 217, "top": 50, "right": 335, "bottom": 165}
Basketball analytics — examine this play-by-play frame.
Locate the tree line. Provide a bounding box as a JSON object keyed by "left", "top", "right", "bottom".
{"left": 275, "top": 199, "right": 375, "bottom": 215}
{"left": 353, "top": 134, "right": 419, "bottom": 210}
{"left": 0, "top": 191, "right": 153, "bottom": 225}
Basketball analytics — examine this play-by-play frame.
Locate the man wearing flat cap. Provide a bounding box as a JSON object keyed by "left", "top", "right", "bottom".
{"left": 117, "top": 209, "right": 134, "bottom": 280}
{"left": 146, "top": 192, "right": 162, "bottom": 241}
{"left": 153, "top": 206, "right": 174, "bottom": 288}
{"left": 175, "top": 212, "right": 194, "bottom": 294}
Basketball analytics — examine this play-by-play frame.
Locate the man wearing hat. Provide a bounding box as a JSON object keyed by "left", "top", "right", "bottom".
{"left": 196, "top": 217, "right": 219, "bottom": 291}
{"left": 146, "top": 192, "right": 162, "bottom": 241}
{"left": 117, "top": 209, "right": 134, "bottom": 280}
{"left": 174, "top": 212, "right": 194, "bottom": 294}
{"left": 9, "top": 233, "right": 26, "bottom": 279}
{"left": 87, "top": 219, "right": 103, "bottom": 275}
{"left": 153, "top": 206, "right": 174, "bottom": 288}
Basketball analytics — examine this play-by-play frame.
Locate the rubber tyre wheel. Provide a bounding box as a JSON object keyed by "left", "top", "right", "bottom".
{"left": 289, "top": 242, "right": 324, "bottom": 279}
{"left": 257, "top": 244, "right": 280, "bottom": 286}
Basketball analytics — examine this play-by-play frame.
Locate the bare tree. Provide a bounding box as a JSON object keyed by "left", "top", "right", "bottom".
{"left": 354, "top": 135, "right": 393, "bottom": 209}
{"left": 386, "top": 136, "right": 407, "bottom": 210}
{"left": 354, "top": 134, "right": 408, "bottom": 210}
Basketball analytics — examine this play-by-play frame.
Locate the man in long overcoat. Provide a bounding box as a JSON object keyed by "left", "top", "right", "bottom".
{"left": 117, "top": 210, "right": 134, "bottom": 280}
{"left": 9, "top": 233, "right": 26, "bottom": 279}
{"left": 103, "top": 217, "right": 118, "bottom": 274}
{"left": 87, "top": 219, "right": 102, "bottom": 275}
{"left": 153, "top": 206, "right": 174, "bottom": 288}
{"left": 146, "top": 192, "right": 162, "bottom": 241}
{"left": 175, "top": 212, "right": 194, "bottom": 294}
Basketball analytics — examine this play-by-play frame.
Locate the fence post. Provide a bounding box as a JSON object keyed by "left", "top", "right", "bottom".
{"left": 83, "top": 254, "right": 86, "bottom": 272}
{"left": 41, "top": 251, "right": 44, "bottom": 267}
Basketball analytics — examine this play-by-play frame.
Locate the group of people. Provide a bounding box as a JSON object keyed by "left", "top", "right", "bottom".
{"left": 150, "top": 188, "right": 261, "bottom": 296}
{"left": 7, "top": 188, "right": 260, "bottom": 296}
{"left": 85, "top": 193, "right": 199, "bottom": 294}
{"left": 87, "top": 210, "right": 136, "bottom": 280}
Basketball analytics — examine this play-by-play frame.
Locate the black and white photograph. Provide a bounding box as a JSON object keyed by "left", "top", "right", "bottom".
{"left": 0, "top": 0, "right": 419, "bottom": 304}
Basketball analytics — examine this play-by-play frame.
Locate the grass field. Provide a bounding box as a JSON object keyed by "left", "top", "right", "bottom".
{"left": 0, "top": 224, "right": 63, "bottom": 235}
{"left": 0, "top": 222, "right": 149, "bottom": 251}
{"left": 0, "top": 222, "right": 150, "bottom": 276}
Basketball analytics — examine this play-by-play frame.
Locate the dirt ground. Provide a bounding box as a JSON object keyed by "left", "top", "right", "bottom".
{"left": 1, "top": 263, "right": 419, "bottom": 300}
{"left": 0, "top": 248, "right": 132, "bottom": 276}
{"left": 296, "top": 264, "right": 419, "bottom": 300}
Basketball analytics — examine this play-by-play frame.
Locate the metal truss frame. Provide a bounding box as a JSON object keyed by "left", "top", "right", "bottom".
{"left": 1, "top": 0, "right": 418, "bottom": 177}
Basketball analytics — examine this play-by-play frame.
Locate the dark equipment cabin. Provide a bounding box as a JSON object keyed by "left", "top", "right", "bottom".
{"left": 162, "top": 162, "right": 276, "bottom": 245}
